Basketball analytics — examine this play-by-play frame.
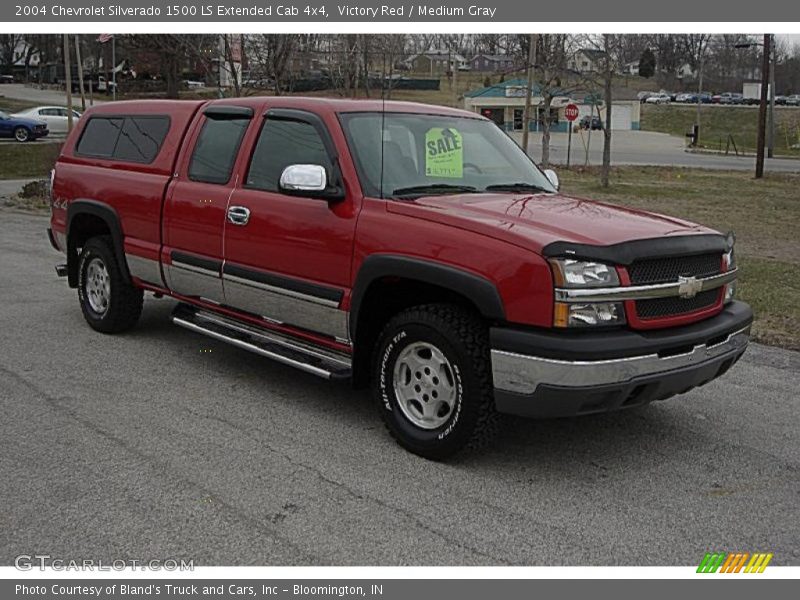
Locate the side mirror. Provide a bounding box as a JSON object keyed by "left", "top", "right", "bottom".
{"left": 544, "top": 169, "right": 560, "bottom": 191}
{"left": 279, "top": 163, "right": 345, "bottom": 201}
{"left": 279, "top": 164, "right": 327, "bottom": 193}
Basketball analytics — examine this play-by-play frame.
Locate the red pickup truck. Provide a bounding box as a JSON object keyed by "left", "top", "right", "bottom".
{"left": 48, "top": 97, "right": 752, "bottom": 459}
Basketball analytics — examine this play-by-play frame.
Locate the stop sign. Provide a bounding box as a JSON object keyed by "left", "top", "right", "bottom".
{"left": 564, "top": 103, "right": 579, "bottom": 122}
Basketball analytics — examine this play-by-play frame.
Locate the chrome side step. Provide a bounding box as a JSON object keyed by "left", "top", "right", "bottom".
{"left": 171, "top": 304, "right": 352, "bottom": 380}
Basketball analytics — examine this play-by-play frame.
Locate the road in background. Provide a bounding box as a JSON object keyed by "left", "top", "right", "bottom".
{"left": 0, "top": 83, "right": 108, "bottom": 107}
{"left": 515, "top": 130, "right": 800, "bottom": 173}
{"left": 1, "top": 210, "right": 798, "bottom": 565}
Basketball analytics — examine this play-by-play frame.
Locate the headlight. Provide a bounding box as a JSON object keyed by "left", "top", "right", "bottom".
{"left": 550, "top": 259, "right": 625, "bottom": 327}
{"left": 554, "top": 301, "right": 626, "bottom": 328}
{"left": 724, "top": 236, "right": 736, "bottom": 271}
{"left": 724, "top": 231, "right": 736, "bottom": 303}
{"left": 549, "top": 258, "right": 620, "bottom": 288}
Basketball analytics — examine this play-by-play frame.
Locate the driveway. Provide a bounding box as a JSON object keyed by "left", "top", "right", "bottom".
{"left": 513, "top": 130, "right": 800, "bottom": 173}
{"left": 0, "top": 210, "right": 798, "bottom": 566}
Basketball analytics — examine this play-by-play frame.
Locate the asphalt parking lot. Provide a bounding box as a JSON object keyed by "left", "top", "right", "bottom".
{"left": 1, "top": 209, "right": 798, "bottom": 566}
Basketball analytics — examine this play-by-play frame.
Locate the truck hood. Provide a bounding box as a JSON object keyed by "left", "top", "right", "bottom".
{"left": 386, "top": 192, "right": 717, "bottom": 254}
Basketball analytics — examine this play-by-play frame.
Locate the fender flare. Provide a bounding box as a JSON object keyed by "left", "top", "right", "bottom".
{"left": 349, "top": 254, "right": 506, "bottom": 340}
{"left": 66, "top": 199, "right": 131, "bottom": 287}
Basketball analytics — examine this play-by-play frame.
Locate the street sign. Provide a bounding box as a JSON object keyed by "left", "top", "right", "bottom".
{"left": 565, "top": 104, "right": 579, "bottom": 122}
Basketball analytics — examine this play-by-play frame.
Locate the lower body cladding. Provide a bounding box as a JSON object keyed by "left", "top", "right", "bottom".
{"left": 490, "top": 301, "right": 753, "bottom": 418}
{"left": 157, "top": 252, "right": 349, "bottom": 342}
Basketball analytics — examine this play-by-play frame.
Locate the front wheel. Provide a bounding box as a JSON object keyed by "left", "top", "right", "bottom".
{"left": 78, "top": 235, "right": 143, "bottom": 333}
{"left": 14, "top": 127, "right": 30, "bottom": 142}
{"left": 372, "top": 304, "right": 499, "bottom": 460}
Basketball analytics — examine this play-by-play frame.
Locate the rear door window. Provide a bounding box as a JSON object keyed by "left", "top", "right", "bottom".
{"left": 188, "top": 116, "right": 250, "bottom": 184}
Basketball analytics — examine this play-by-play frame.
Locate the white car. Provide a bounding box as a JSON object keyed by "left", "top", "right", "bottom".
{"left": 645, "top": 93, "right": 671, "bottom": 105}
{"left": 12, "top": 106, "right": 82, "bottom": 134}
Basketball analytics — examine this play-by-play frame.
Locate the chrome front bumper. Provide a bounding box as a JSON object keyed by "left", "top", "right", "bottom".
{"left": 489, "top": 301, "right": 753, "bottom": 418}
{"left": 492, "top": 325, "right": 750, "bottom": 396}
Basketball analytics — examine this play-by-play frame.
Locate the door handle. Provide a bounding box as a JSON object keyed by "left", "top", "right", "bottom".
{"left": 227, "top": 206, "right": 250, "bottom": 226}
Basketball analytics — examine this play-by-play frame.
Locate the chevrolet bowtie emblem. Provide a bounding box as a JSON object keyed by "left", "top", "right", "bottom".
{"left": 678, "top": 275, "right": 703, "bottom": 299}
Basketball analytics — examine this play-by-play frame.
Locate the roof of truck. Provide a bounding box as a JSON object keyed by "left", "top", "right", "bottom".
{"left": 86, "top": 96, "right": 481, "bottom": 120}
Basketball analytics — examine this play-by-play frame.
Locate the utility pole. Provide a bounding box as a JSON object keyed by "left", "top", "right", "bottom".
{"left": 521, "top": 33, "right": 537, "bottom": 154}
{"left": 63, "top": 35, "right": 74, "bottom": 132}
{"left": 74, "top": 34, "right": 86, "bottom": 111}
{"left": 768, "top": 33, "right": 775, "bottom": 159}
{"left": 694, "top": 54, "right": 704, "bottom": 147}
{"left": 755, "top": 33, "right": 770, "bottom": 179}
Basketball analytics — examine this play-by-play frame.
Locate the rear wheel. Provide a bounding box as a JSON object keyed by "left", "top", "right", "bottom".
{"left": 372, "top": 304, "right": 499, "bottom": 460}
{"left": 78, "top": 236, "right": 143, "bottom": 333}
{"left": 14, "top": 127, "right": 30, "bottom": 142}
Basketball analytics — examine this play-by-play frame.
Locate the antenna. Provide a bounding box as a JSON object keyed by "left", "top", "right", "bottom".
{"left": 379, "top": 57, "right": 386, "bottom": 199}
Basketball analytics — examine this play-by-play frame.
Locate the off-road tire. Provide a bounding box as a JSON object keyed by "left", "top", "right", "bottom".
{"left": 78, "top": 235, "right": 143, "bottom": 333}
{"left": 372, "top": 303, "right": 499, "bottom": 460}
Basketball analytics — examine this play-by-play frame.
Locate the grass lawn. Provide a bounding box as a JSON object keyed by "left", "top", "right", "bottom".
{"left": 641, "top": 103, "right": 800, "bottom": 157}
{"left": 0, "top": 142, "right": 62, "bottom": 179}
{"left": 559, "top": 165, "right": 800, "bottom": 350}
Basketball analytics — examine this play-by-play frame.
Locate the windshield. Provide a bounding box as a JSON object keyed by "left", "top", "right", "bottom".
{"left": 340, "top": 112, "right": 556, "bottom": 199}
{"left": 0, "top": 111, "right": 8, "bottom": 119}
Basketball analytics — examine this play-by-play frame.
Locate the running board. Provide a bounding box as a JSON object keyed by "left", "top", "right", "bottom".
{"left": 171, "top": 304, "right": 352, "bottom": 380}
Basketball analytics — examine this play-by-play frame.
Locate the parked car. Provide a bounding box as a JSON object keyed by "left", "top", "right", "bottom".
{"left": 96, "top": 76, "right": 118, "bottom": 93}
{"left": 579, "top": 115, "right": 603, "bottom": 130}
{"left": 183, "top": 80, "right": 206, "bottom": 89}
{"left": 785, "top": 95, "right": 800, "bottom": 106}
{"left": 718, "top": 93, "right": 744, "bottom": 105}
{"left": 242, "top": 77, "right": 275, "bottom": 89}
{"left": 775, "top": 95, "right": 788, "bottom": 106}
{"left": 645, "top": 93, "right": 671, "bottom": 105}
{"left": 636, "top": 91, "right": 655, "bottom": 103}
{"left": 0, "top": 74, "right": 14, "bottom": 84}
{"left": 48, "top": 98, "right": 752, "bottom": 459}
{"left": 13, "top": 106, "right": 81, "bottom": 135}
{"left": 677, "top": 93, "right": 712, "bottom": 104}
{"left": 0, "top": 109, "right": 49, "bottom": 142}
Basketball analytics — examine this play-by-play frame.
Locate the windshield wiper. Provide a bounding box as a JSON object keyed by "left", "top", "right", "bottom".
{"left": 391, "top": 184, "right": 478, "bottom": 198}
{"left": 484, "top": 183, "right": 551, "bottom": 193}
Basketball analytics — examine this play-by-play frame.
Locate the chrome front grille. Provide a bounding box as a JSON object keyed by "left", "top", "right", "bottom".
{"left": 629, "top": 253, "right": 723, "bottom": 319}
{"left": 628, "top": 253, "right": 722, "bottom": 285}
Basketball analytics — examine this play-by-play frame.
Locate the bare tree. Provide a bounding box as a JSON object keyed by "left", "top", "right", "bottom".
{"left": 0, "top": 34, "right": 23, "bottom": 72}
{"left": 516, "top": 34, "right": 579, "bottom": 169}
{"left": 125, "top": 35, "right": 216, "bottom": 98}
{"left": 221, "top": 34, "right": 242, "bottom": 97}
{"left": 581, "top": 35, "right": 624, "bottom": 187}
{"left": 244, "top": 34, "right": 297, "bottom": 95}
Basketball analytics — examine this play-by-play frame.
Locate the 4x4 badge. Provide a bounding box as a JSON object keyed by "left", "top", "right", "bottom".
{"left": 678, "top": 275, "right": 703, "bottom": 299}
